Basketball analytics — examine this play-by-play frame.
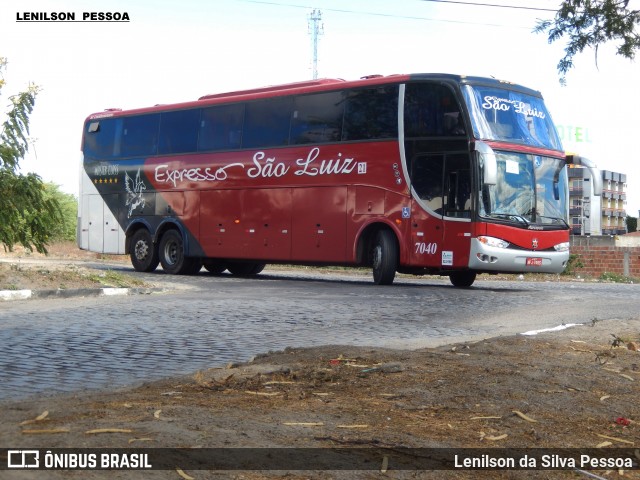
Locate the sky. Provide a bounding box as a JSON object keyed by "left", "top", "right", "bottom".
{"left": 1, "top": 0, "right": 639, "bottom": 217}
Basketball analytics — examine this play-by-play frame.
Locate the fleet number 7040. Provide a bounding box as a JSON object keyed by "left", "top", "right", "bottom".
{"left": 415, "top": 242, "right": 438, "bottom": 255}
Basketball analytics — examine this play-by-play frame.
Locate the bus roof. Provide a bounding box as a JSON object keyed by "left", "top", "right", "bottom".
{"left": 85, "top": 73, "right": 542, "bottom": 121}
{"left": 197, "top": 78, "right": 347, "bottom": 100}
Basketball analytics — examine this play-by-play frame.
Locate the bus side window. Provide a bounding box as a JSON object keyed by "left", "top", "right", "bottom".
{"left": 198, "top": 103, "right": 244, "bottom": 152}
{"left": 291, "top": 91, "right": 344, "bottom": 145}
{"left": 120, "top": 114, "right": 160, "bottom": 158}
{"left": 84, "top": 118, "right": 119, "bottom": 159}
{"left": 242, "top": 97, "right": 293, "bottom": 149}
{"left": 159, "top": 109, "right": 200, "bottom": 155}
{"left": 404, "top": 83, "right": 464, "bottom": 137}
{"left": 411, "top": 154, "right": 444, "bottom": 214}
{"left": 342, "top": 86, "right": 398, "bottom": 141}
{"left": 443, "top": 154, "right": 472, "bottom": 218}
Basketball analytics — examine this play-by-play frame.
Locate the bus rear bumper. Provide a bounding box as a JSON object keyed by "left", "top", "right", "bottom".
{"left": 468, "top": 238, "right": 570, "bottom": 274}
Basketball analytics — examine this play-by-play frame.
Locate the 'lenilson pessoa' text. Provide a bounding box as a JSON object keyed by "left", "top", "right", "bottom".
{"left": 454, "top": 454, "right": 634, "bottom": 469}
{"left": 17, "top": 12, "right": 130, "bottom": 21}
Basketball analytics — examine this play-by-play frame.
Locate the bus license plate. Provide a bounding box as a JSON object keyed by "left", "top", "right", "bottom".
{"left": 526, "top": 257, "right": 543, "bottom": 266}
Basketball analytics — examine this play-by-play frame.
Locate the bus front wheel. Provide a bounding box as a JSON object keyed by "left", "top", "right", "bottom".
{"left": 449, "top": 271, "right": 476, "bottom": 288}
{"left": 130, "top": 229, "right": 159, "bottom": 272}
{"left": 371, "top": 230, "right": 398, "bottom": 285}
{"left": 159, "top": 229, "right": 200, "bottom": 275}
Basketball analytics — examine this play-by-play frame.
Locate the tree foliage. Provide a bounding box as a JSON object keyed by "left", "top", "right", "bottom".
{"left": 535, "top": 0, "right": 640, "bottom": 84}
{"left": 627, "top": 215, "right": 638, "bottom": 233}
{"left": 0, "top": 57, "right": 62, "bottom": 253}
{"left": 44, "top": 183, "right": 77, "bottom": 242}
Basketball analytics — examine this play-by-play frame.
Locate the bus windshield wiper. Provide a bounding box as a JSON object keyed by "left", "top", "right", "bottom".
{"left": 536, "top": 215, "right": 569, "bottom": 228}
{"left": 487, "top": 213, "right": 530, "bottom": 226}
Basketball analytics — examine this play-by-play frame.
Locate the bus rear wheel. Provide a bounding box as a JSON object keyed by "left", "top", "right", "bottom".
{"left": 159, "top": 229, "right": 200, "bottom": 275}
{"left": 227, "top": 262, "right": 266, "bottom": 276}
{"left": 371, "top": 230, "right": 398, "bottom": 285}
{"left": 203, "top": 260, "right": 227, "bottom": 275}
{"left": 449, "top": 271, "right": 476, "bottom": 287}
{"left": 183, "top": 258, "right": 203, "bottom": 275}
{"left": 130, "top": 229, "right": 159, "bottom": 272}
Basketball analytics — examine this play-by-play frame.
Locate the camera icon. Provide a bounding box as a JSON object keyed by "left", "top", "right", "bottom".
{"left": 7, "top": 450, "right": 40, "bottom": 468}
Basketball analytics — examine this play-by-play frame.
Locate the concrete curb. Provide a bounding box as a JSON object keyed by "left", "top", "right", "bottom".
{"left": 0, "top": 287, "right": 163, "bottom": 302}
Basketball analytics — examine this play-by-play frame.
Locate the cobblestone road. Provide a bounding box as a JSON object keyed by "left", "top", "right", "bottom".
{"left": 1, "top": 268, "right": 638, "bottom": 402}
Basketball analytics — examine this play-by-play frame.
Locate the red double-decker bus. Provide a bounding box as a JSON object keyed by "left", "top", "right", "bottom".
{"left": 78, "top": 74, "right": 599, "bottom": 287}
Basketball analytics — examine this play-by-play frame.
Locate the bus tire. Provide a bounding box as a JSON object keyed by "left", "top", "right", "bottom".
{"left": 371, "top": 230, "right": 398, "bottom": 285}
{"left": 203, "top": 260, "right": 227, "bottom": 275}
{"left": 184, "top": 258, "right": 203, "bottom": 275}
{"left": 159, "top": 229, "right": 194, "bottom": 275}
{"left": 449, "top": 271, "right": 476, "bottom": 287}
{"left": 249, "top": 263, "right": 266, "bottom": 275}
{"left": 227, "top": 262, "right": 266, "bottom": 276}
{"left": 130, "top": 229, "right": 159, "bottom": 272}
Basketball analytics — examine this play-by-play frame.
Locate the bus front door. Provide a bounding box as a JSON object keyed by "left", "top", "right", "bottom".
{"left": 440, "top": 157, "right": 473, "bottom": 269}
{"left": 409, "top": 152, "right": 472, "bottom": 270}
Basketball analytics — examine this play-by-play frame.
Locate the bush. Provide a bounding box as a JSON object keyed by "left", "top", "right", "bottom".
{"left": 599, "top": 272, "right": 636, "bottom": 284}
{"left": 561, "top": 253, "right": 584, "bottom": 276}
{"left": 43, "top": 183, "right": 77, "bottom": 242}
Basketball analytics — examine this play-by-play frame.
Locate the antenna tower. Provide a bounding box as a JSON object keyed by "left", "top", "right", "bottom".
{"left": 308, "top": 9, "right": 323, "bottom": 79}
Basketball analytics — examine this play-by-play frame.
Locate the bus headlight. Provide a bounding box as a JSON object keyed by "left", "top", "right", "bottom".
{"left": 554, "top": 242, "right": 570, "bottom": 252}
{"left": 477, "top": 236, "right": 509, "bottom": 249}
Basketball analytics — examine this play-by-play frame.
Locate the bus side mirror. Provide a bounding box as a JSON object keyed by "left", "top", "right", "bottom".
{"left": 566, "top": 154, "right": 602, "bottom": 196}
{"left": 476, "top": 141, "right": 497, "bottom": 186}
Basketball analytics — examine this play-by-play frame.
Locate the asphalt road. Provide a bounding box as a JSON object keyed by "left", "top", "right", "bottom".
{"left": 1, "top": 267, "right": 639, "bottom": 402}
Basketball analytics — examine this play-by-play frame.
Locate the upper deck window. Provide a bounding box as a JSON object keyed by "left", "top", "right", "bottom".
{"left": 342, "top": 85, "right": 398, "bottom": 141}
{"left": 199, "top": 103, "right": 244, "bottom": 151}
{"left": 83, "top": 84, "right": 404, "bottom": 161}
{"left": 291, "top": 91, "right": 344, "bottom": 145}
{"left": 159, "top": 109, "right": 199, "bottom": 154}
{"left": 84, "top": 115, "right": 160, "bottom": 159}
{"left": 242, "top": 97, "right": 293, "bottom": 148}
{"left": 462, "top": 85, "right": 562, "bottom": 151}
{"left": 84, "top": 119, "right": 119, "bottom": 158}
{"left": 404, "top": 83, "right": 465, "bottom": 137}
{"left": 120, "top": 114, "right": 160, "bottom": 157}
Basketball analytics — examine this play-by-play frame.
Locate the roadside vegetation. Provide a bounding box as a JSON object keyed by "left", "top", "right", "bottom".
{"left": 598, "top": 272, "right": 638, "bottom": 284}
{"left": 0, "top": 241, "right": 141, "bottom": 291}
{"left": 0, "top": 261, "right": 145, "bottom": 291}
{"left": 43, "top": 183, "right": 77, "bottom": 242}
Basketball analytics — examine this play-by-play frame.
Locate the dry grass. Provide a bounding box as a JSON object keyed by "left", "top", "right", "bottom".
{"left": 1, "top": 240, "right": 127, "bottom": 261}
{"left": 0, "top": 241, "right": 141, "bottom": 291}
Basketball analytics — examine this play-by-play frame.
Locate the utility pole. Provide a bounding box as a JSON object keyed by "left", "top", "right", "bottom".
{"left": 308, "top": 9, "right": 323, "bottom": 79}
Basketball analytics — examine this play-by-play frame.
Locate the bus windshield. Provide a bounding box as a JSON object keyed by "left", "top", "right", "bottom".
{"left": 462, "top": 85, "right": 562, "bottom": 151}
{"left": 479, "top": 152, "right": 568, "bottom": 227}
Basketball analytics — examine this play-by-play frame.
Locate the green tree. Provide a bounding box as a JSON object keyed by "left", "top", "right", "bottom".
{"left": 626, "top": 215, "right": 638, "bottom": 233}
{"left": 535, "top": 0, "right": 640, "bottom": 84}
{"left": 44, "top": 183, "right": 77, "bottom": 242}
{"left": 0, "top": 57, "right": 62, "bottom": 253}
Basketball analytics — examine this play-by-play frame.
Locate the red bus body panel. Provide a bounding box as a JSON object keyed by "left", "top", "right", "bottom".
{"left": 144, "top": 142, "right": 411, "bottom": 264}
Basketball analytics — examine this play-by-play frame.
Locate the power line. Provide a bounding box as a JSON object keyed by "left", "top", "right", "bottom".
{"left": 238, "top": 0, "right": 551, "bottom": 29}
{"left": 420, "top": 0, "right": 558, "bottom": 13}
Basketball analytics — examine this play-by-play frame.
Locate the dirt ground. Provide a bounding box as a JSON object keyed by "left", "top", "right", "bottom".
{"left": 0, "top": 242, "right": 141, "bottom": 291}
{"left": 1, "top": 320, "right": 639, "bottom": 479}
{"left": 1, "top": 244, "right": 640, "bottom": 479}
